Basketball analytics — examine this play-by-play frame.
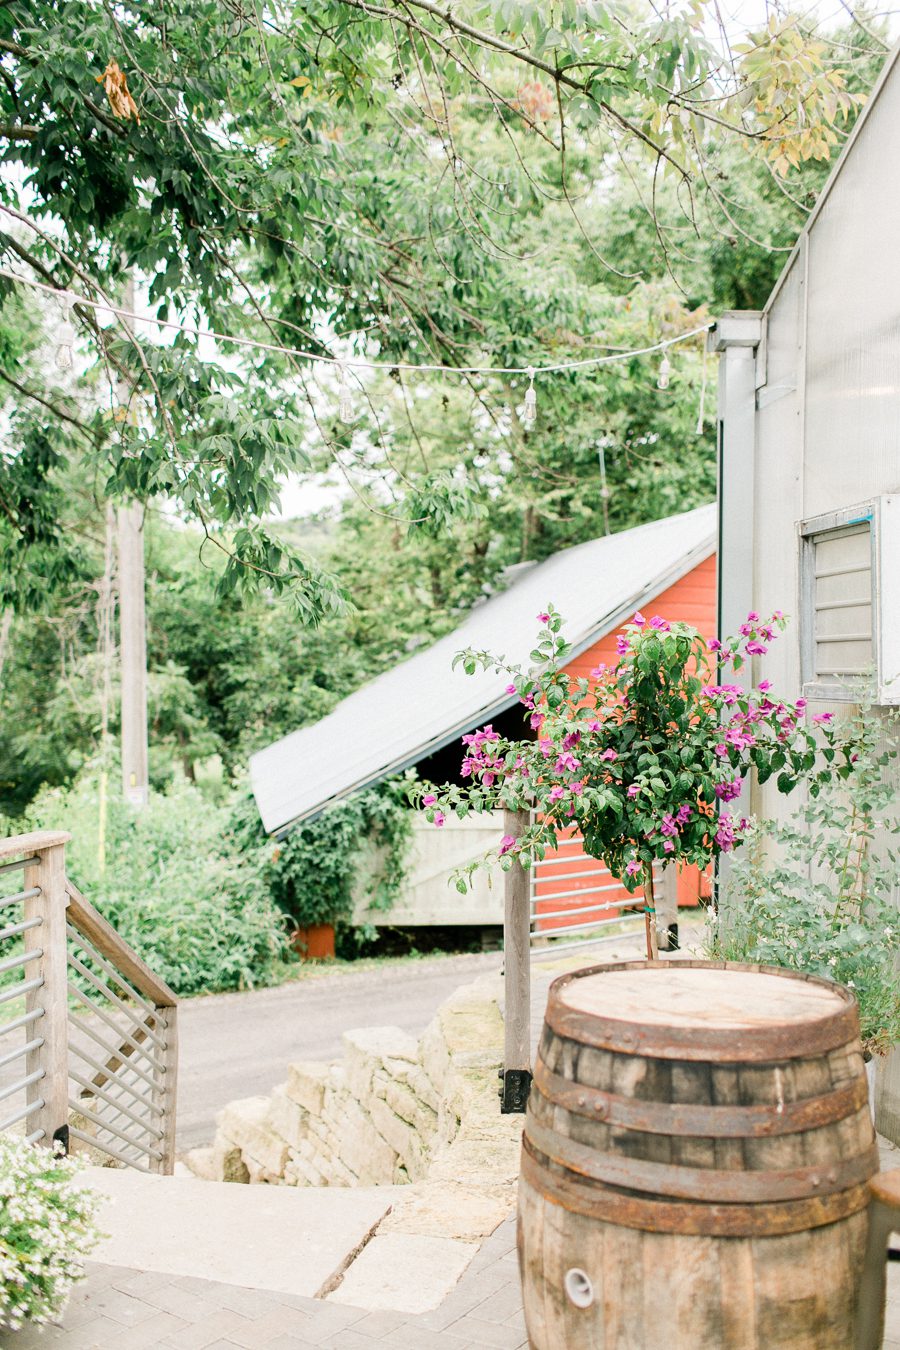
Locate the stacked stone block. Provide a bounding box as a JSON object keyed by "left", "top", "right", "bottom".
{"left": 192, "top": 973, "right": 522, "bottom": 1200}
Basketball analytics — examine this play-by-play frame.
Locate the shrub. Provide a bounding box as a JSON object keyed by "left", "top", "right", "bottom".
{"left": 0, "top": 1136, "right": 101, "bottom": 1332}
{"left": 8, "top": 771, "right": 287, "bottom": 996}
{"left": 708, "top": 709, "right": 900, "bottom": 1056}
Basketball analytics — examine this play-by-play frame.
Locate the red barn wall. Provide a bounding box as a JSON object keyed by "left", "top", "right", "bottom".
{"left": 533, "top": 552, "right": 716, "bottom": 931}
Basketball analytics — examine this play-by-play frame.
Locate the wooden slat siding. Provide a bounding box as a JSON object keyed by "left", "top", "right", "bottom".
{"left": 534, "top": 554, "right": 717, "bottom": 932}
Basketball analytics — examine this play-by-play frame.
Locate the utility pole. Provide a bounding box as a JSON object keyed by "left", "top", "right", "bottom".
{"left": 117, "top": 272, "right": 149, "bottom": 808}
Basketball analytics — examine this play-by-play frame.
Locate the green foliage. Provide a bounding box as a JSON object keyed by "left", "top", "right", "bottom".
{"left": 708, "top": 710, "right": 900, "bottom": 1056}
{"left": 0, "top": 1, "right": 885, "bottom": 610}
{"left": 0, "top": 1137, "right": 101, "bottom": 1332}
{"left": 7, "top": 773, "right": 287, "bottom": 995}
{"left": 232, "top": 778, "right": 414, "bottom": 932}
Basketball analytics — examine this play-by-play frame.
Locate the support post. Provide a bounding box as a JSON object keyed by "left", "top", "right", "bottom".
{"left": 23, "top": 833, "right": 71, "bottom": 1148}
{"left": 657, "top": 863, "right": 680, "bottom": 952}
{"left": 118, "top": 500, "right": 149, "bottom": 807}
{"left": 501, "top": 808, "right": 531, "bottom": 1114}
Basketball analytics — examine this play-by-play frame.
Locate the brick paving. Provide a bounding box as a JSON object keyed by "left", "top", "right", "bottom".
{"left": 10, "top": 1211, "right": 900, "bottom": 1346}
{"left": 7, "top": 1215, "right": 527, "bottom": 1350}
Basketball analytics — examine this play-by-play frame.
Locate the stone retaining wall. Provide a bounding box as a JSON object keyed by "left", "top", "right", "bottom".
{"left": 188, "top": 972, "right": 523, "bottom": 1203}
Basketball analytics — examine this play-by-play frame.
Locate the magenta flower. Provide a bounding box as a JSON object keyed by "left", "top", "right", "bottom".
{"left": 708, "top": 637, "right": 722, "bottom": 652}
{"left": 434, "top": 812, "right": 445, "bottom": 828}
{"left": 600, "top": 749, "right": 617, "bottom": 762}
{"left": 660, "top": 813, "right": 678, "bottom": 838}
{"left": 627, "top": 784, "right": 640, "bottom": 798}
{"left": 758, "top": 680, "right": 772, "bottom": 692}
{"left": 505, "top": 683, "right": 517, "bottom": 695}
{"left": 796, "top": 698, "right": 807, "bottom": 710}
{"left": 590, "top": 664, "right": 607, "bottom": 679}
{"left": 587, "top": 719, "right": 603, "bottom": 732}
{"left": 562, "top": 731, "right": 581, "bottom": 750}
{"left": 714, "top": 743, "right": 728, "bottom": 758}
{"left": 537, "top": 611, "right": 550, "bottom": 624}
{"left": 714, "top": 779, "right": 742, "bottom": 802}
{"left": 633, "top": 611, "right": 646, "bottom": 627}
{"left": 715, "top": 814, "right": 735, "bottom": 851}
{"left": 548, "top": 784, "right": 565, "bottom": 803}
{"left": 616, "top": 635, "right": 629, "bottom": 655}
{"left": 663, "top": 839, "right": 675, "bottom": 853}
{"left": 675, "top": 804, "right": 692, "bottom": 825}
{"left": 499, "top": 834, "right": 516, "bottom": 856}
{"left": 649, "top": 615, "right": 670, "bottom": 631}
{"left": 530, "top": 712, "right": 545, "bottom": 731}
{"left": 625, "top": 859, "right": 642, "bottom": 877}
{"left": 423, "top": 794, "right": 437, "bottom": 806}
{"left": 747, "top": 611, "right": 760, "bottom": 622}
{"left": 813, "top": 712, "right": 834, "bottom": 724}
{"left": 745, "top": 641, "right": 768, "bottom": 656}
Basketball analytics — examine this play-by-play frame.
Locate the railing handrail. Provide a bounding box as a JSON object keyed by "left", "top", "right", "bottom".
{"left": 0, "top": 830, "right": 71, "bottom": 861}
{"left": 0, "top": 831, "right": 178, "bottom": 1173}
{"left": 65, "top": 880, "right": 177, "bottom": 1009}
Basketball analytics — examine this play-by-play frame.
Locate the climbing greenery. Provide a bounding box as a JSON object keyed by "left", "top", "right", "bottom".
{"left": 234, "top": 777, "right": 415, "bottom": 934}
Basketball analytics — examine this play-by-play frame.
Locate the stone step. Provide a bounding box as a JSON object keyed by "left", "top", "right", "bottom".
{"left": 84, "top": 1166, "right": 403, "bottom": 1301}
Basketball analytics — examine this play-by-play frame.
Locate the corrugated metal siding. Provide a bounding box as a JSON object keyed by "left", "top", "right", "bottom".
{"left": 533, "top": 555, "right": 717, "bottom": 922}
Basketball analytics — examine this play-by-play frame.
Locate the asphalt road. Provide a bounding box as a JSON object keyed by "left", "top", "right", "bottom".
{"left": 176, "top": 951, "right": 503, "bottom": 1152}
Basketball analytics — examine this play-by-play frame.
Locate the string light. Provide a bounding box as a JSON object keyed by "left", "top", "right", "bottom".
{"left": 0, "top": 266, "right": 711, "bottom": 391}
{"left": 522, "top": 366, "right": 537, "bottom": 424}
{"left": 657, "top": 354, "right": 671, "bottom": 390}
{"left": 54, "top": 300, "right": 75, "bottom": 371}
{"left": 338, "top": 364, "right": 354, "bottom": 423}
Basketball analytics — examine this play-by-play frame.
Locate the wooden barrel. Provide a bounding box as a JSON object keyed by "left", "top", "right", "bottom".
{"left": 519, "top": 960, "right": 878, "bottom": 1349}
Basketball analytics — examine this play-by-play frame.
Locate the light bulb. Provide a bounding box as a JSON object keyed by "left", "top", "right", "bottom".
{"left": 55, "top": 316, "right": 75, "bottom": 371}
{"left": 657, "top": 355, "right": 671, "bottom": 390}
{"left": 523, "top": 367, "right": 537, "bottom": 424}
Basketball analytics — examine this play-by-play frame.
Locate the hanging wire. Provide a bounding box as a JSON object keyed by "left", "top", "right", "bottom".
{"left": 0, "top": 266, "right": 712, "bottom": 380}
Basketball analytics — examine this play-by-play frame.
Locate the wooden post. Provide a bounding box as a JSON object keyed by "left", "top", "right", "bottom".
{"left": 643, "top": 865, "right": 659, "bottom": 960}
{"left": 501, "top": 808, "right": 531, "bottom": 1113}
{"left": 23, "top": 832, "right": 71, "bottom": 1150}
{"left": 657, "top": 863, "right": 680, "bottom": 952}
{"left": 118, "top": 500, "right": 149, "bottom": 807}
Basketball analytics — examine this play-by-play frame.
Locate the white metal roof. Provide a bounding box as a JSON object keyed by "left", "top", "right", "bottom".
{"left": 250, "top": 503, "right": 717, "bottom": 834}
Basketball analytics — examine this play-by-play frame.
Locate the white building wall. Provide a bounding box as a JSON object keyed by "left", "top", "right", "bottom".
{"left": 721, "top": 45, "right": 900, "bottom": 1136}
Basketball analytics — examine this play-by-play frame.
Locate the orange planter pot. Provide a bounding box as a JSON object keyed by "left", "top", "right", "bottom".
{"left": 290, "top": 923, "right": 335, "bottom": 961}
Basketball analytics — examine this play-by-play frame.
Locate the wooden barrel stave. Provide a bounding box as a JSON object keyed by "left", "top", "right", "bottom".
{"left": 519, "top": 961, "right": 879, "bottom": 1349}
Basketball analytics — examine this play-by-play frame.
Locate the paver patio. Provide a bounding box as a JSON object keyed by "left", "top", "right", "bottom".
{"left": 9, "top": 1213, "right": 900, "bottom": 1348}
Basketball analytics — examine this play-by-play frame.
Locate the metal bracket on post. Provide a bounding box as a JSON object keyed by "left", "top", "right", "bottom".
{"left": 501, "top": 808, "right": 532, "bottom": 1115}
{"left": 499, "top": 1067, "right": 533, "bottom": 1115}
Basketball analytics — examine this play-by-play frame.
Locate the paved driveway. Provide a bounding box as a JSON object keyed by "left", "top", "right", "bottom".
{"left": 176, "top": 952, "right": 503, "bottom": 1151}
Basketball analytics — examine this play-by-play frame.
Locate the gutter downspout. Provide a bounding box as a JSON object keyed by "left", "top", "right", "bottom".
{"left": 710, "top": 311, "right": 764, "bottom": 901}
{"left": 710, "top": 311, "right": 764, "bottom": 644}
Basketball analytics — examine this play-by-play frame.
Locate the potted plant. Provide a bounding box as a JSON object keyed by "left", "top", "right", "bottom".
{"left": 0, "top": 1135, "right": 101, "bottom": 1333}
{"left": 708, "top": 705, "right": 900, "bottom": 1102}
{"left": 415, "top": 606, "right": 859, "bottom": 957}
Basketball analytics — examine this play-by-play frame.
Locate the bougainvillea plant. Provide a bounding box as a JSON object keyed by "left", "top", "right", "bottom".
{"left": 412, "top": 606, "right": 860, "bottom": 957}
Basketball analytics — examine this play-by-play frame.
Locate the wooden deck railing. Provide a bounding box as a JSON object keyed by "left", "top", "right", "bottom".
{"left": 0, "top": 830, "right": 178, "bottom": 1172}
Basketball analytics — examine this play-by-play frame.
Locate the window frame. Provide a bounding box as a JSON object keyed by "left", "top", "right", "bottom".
{"left": 799, "top": 501, "right": 877, "bottom": 703}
